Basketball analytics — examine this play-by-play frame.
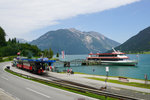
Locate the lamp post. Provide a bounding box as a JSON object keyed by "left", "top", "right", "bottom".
{"left": 105, "top": 66, "right": 109, "bottom": 89}
{"left": 145, "top": 74, "right": 148, "bottom": 85}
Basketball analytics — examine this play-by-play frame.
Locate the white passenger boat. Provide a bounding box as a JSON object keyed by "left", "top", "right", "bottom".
{"left": 87, "top": 48, "right": 138, "bottom": 66}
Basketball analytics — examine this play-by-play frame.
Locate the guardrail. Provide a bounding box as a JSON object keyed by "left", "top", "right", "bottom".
{"left": 6, "top": 68, "right": 139, "bottom": 100}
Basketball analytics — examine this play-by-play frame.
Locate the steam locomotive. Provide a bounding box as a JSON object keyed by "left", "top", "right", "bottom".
{"left": 14, "top": 58, "right": 56, "bottom": 74}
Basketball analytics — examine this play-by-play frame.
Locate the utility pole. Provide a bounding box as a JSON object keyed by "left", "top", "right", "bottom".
{"left": 105, "top": 66, "right": 109, "bottom": 89}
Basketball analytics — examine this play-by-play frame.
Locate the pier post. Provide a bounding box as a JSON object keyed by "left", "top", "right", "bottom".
{"left": 105, "top": 67, "right": 109, "bottom": 89}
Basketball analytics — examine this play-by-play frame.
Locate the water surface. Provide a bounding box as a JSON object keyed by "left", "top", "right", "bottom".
{"left": 54, "top": 54, "right": 150, "bottom": 80}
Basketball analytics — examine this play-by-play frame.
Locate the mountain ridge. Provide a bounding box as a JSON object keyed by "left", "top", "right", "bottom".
{"left": 30, "top": 28, "right": 120, "bottom": 54}
{"left": 16, "top": 38, "right": 29, "bottom": 43}
{"left": 115, "top": 26, "right": 150, "bottom": 53}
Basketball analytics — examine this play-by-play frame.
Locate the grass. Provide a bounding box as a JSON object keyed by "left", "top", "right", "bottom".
{"left": 127, "top": 51, "right": 150, "bottom": 54}
{"left": 86, "top": 77, "right": 150, "bottom": 89}
{"left": 50, "top": 58, "right": 59, "bottom": 60}
{"left": 5, "top": 68, "right": 117, "bottom": 100}
{"left": 31, "top": 57, "right": 59, "bottom": 60}
{"left": 69, "top": 71, "right": 150, "bottom": 82}
{"left": 74, "top": 72, "right": 89, "bottom": 75}
{"left": 0, "top": 56, "right": 16, "bottom": 62}
{"left": 143, "top": 51, "right": 150, "bottom": 54}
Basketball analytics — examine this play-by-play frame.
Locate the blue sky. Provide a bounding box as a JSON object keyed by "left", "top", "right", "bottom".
{"left": 34, "top": 0, "right": 149, "bottom": 43}
{"left": 0, "top": 0, "right": 149, "bottom": 43}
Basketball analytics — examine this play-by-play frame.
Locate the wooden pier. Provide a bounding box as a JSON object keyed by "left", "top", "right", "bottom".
{"left": 54, "top": 59, "right": 102, "bottom": 67}
{"left": 81, "top": 60, "right": 101, "bottom": 65}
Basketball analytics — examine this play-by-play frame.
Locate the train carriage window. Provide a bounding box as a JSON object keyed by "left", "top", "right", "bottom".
{"left": 23, "top": 62, "right": 30, "bottom": 66}
{"left": 42, "top": 62, "right": 45, "bottom": 70}
{"left": 48, "top": 62, "right": 52, "bottom": 66}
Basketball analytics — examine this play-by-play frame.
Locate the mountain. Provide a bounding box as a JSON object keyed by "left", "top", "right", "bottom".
{"left": 16, "top": 38, "right": 29, "bottom": 43}
{"left": 115, "top": 26, "right": 150, "bottom": 53}
{"left": 30, "top": 28, "right": 120, "bottom": 54}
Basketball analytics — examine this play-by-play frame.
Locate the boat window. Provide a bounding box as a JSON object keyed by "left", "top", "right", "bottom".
{"left": 117, "top": 54, "right": 126, "bottom": 57}
{"left": 101, "top": 59, "right": 124, "bottom": 61}
{"left": 99, "top": 54, "right": 117, "bottom": 57}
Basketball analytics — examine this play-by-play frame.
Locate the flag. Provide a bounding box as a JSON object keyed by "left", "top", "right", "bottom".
{"left": 17, "top": 52, "right": 20, "bottom": 55}
{"left": 62, "top": 51, "right": 65, "bottom": 59}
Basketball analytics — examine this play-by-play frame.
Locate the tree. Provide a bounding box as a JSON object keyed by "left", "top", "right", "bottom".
{"left": 0, "top": 27, "right": 41, "bottom": 57}
{"left": 0, "top": 27, "right": 6, "bottom": 47}
{"left": 11, "top": 38, "right": 17, "bottom": 44}
{"left": 0, "top": 57, "right": 3, "bottom": 62}
{"left": 44, "top": 49, "right": 48, "bottom": 57}
{"left": 56, "top": 52, "right": 59, "bottom": 57}
{"left": 22, "top": 50, "right": 32, "bottom": 57}
{"left": 14, "top": 38, "right": 17, "bottom": 44}
{"left": 27, "top": 51, "right": 33, "bottom": 59}
{"left": 8, "top": 38, "right": 11, "bottom": 43}
{"left": 49, "top": 48, "right": 53, "bottom": 58}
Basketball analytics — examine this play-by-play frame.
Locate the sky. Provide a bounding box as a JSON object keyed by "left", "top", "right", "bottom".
{"left": 0, "top": 0, "right": 149, "bottom": 43}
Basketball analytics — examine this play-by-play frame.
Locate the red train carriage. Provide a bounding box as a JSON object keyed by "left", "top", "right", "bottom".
{"left": 16, "top": 58, "right": 56, "bottom": 74}
{"left": 17, "top": 61, "right": 23, "bottom": 68}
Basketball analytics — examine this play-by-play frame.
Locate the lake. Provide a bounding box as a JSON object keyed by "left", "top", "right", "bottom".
{"left": 54, "top": 54, "right": 150, "bottom": 80}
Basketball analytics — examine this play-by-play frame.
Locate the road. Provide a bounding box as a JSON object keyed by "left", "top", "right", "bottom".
{"left": 0, "top": 62, "right": 97, "bottom": 100}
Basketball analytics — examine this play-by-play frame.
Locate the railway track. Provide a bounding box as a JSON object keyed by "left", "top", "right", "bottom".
{"left": 43, "top": 74, "right": 139, "bottom": 100}
{"left": 7, "top": 69, "right": 140, "bottom": 100}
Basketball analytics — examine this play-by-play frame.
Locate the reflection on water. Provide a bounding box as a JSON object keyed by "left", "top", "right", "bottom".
{"left": 54, "top": 54, "right": 150, "bottom": 80}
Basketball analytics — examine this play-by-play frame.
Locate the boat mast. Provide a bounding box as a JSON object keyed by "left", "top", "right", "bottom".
{"left": 112, "top": 47, "right": 117, "bottom": 52}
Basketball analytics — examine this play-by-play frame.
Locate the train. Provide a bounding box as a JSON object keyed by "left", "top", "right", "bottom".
{"left": 13, "top": 58, "right": 56, "bottom": 74}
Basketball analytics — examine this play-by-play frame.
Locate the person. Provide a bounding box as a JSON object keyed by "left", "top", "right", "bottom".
{"left": 93, "top": 69, "right": 95, "bottom": 72}
{"left": 70, "top": 68, "right": 72, "bottom": 74}
{"left": 53, "top": 65, "right": 55, "bottom": 72}
{"left": 45, "top": 64, "right": 49, "bottom": 71}
{"left": 67, "top": 68, "right": 70, "bottom": 75}
{"left": 50, "top": 66, "right": 52, "bottom": 72}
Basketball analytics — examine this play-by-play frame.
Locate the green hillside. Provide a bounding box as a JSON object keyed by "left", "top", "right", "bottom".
{"left": 0, "top": 26, "right": 40, "bottom": 57}
{"left": 115, "top": 26, "right": 150, "bottom": 53}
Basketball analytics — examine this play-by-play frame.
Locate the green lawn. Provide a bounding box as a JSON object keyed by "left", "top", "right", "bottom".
{"left": 61, "top": 71, "right": 149, "bottom": 82}
{"left": 86, "top": 77, "right": 150, "bottom": 89}
{"left": 0, "top": 56, "right": 16, "bottom": 62}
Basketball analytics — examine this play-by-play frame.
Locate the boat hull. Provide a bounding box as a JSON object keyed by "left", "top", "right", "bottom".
{"left": 101, "top": 60, "right": 138, "bottom": 66}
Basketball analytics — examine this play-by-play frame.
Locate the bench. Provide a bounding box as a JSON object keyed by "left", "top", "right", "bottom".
{"left": 118, "top": 77, "right": 129, "bottom": 82}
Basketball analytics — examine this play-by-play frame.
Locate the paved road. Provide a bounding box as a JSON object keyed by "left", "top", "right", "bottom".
{"left": 0, "top": 62, "right": 97, "bottom": 100}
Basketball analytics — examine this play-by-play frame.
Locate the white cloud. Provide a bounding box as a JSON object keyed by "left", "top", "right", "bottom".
{"left": 0, "top": 0, "right": 140, "bottom": 40}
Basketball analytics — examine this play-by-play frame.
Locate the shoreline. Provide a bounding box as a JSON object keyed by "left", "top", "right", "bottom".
{"left": 60, "top": 72, "right": 150, "bottom": 82}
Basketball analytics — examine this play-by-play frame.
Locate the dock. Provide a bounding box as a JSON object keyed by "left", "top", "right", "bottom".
{"left": 81, "top": 60, "right": 101, "bottom": 65}
{"left": 54, "top": 59, "right": 102, "bottom": 67}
